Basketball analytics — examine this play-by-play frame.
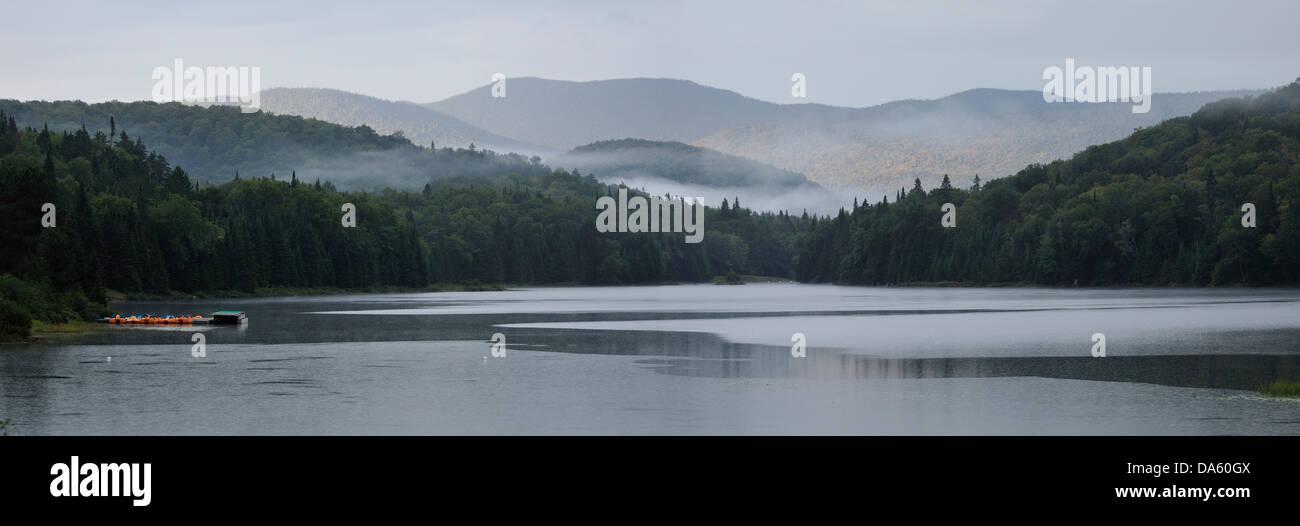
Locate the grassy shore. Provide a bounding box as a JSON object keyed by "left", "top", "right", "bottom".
{"left": 1259, "top": 381, "right": 1300, "bottom": 397}
{"left": 32, "top": 320, "right": 115, "bottom": 334}
{"left": 2, "top": 321, "right": 113, "bottom": 343}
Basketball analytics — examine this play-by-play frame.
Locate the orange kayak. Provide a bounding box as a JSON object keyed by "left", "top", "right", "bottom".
{"left": 99, "top": 315, "right": 205, "bottom": 325}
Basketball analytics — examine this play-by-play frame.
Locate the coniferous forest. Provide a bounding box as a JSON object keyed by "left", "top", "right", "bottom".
{"left": 798, "top": 80, "right": 1300, "bottom": 287}
{"left": 2, "top": 80, "right": 1299, "bottom": 341}
{"left": 0, "top": 108, "right": 809, "bottom": 340}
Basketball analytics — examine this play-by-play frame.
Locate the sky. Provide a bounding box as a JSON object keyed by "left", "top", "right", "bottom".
{"left": 3, "top": 0, "right": 1298, "bottom": 108}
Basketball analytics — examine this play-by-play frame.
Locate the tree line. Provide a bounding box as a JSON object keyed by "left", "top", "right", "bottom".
{"left": 0, "top": 111, "right": 812, "bottom": 340}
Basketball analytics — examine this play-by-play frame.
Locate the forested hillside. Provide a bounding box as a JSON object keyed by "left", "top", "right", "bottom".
{"left": 0, "top": 109, "right": 811, "bottom": 340}
{"left": 797, "top": 80, "right": 1300, "bottom": 286}
{"left": 0, "top": 100, "right": 551, "bottom": 189}
{"left": 258, "top": 87, "right": 546, "bottom": 155}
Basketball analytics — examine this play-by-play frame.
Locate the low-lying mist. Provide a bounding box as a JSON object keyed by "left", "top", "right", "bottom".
{"left": 605, "top": 174, "right": 866, "bottom": 216}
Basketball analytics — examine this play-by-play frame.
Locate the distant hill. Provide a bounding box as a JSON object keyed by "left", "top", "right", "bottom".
{"left": 554, "top": 138, "right": 843, "bottom": 214}
{"left": 425, "top": 77, "right": 1260, "bottom": 192}
{"left": 556, "top": 139, "right": 819, "bottom": 190}
{"left": 258, "top": 87, "right": 548, "bottom": 155}
{"left": 1, "top": 99, "right": 550, "bottom": 190}
{"left": 425, "top": 77, "right": 781, "bottom": 151}
{"left": 694, "top": 88, "right": 1264, "bottom": 193}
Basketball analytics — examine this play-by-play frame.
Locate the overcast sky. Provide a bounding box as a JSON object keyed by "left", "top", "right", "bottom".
{"left": 3, "top": 0, "right": 1297, "bottom": 108}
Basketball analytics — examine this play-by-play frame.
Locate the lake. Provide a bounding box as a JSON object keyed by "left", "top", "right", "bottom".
{"left": 3, "top": 284, "right": 1299, "bottom": 435}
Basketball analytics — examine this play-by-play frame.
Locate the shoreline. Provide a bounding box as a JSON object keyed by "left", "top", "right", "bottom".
{"left": 106, "top": 283, "right": 511, "bottom": 302}
{"left": 105, "top": 279, "right": 1300, "bottom": 302}
{"left": 12, "top": 280, "right": 1296, "bottom": 342}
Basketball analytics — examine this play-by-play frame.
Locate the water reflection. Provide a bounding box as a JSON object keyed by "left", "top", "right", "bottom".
{"left": 489, "top": 326, "right": 1300, "bottom": 391}
{"left": 4, "top": 285, "right": 1299, "bottom": 435}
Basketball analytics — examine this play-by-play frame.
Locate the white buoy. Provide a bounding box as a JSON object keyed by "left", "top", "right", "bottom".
{"left": 106, "top": 356, "right": 112, "bottom": 362}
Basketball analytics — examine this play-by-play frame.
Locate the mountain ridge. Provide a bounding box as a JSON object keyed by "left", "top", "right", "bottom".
{"left": 258, "top": 87, "right": 548, "bottom": 155}
{"left": 423, "top": 77, "right": 1263, "bottom": 192}
{"left": 179, "top": 78, "right": 1269, "bottom": 197}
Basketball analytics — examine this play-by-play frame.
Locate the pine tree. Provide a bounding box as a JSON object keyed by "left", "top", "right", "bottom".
{"left": 37, "top": 123, "right": 53, "bottom": 155}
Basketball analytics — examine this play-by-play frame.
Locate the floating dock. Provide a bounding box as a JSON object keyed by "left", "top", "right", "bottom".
{"left": 208, "top": 311, "right": 248, "bottom": 324}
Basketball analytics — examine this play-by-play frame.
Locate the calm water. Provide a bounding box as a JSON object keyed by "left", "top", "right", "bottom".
{"left": 3, "top": 284, "right": 1299, "bottom": 435}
